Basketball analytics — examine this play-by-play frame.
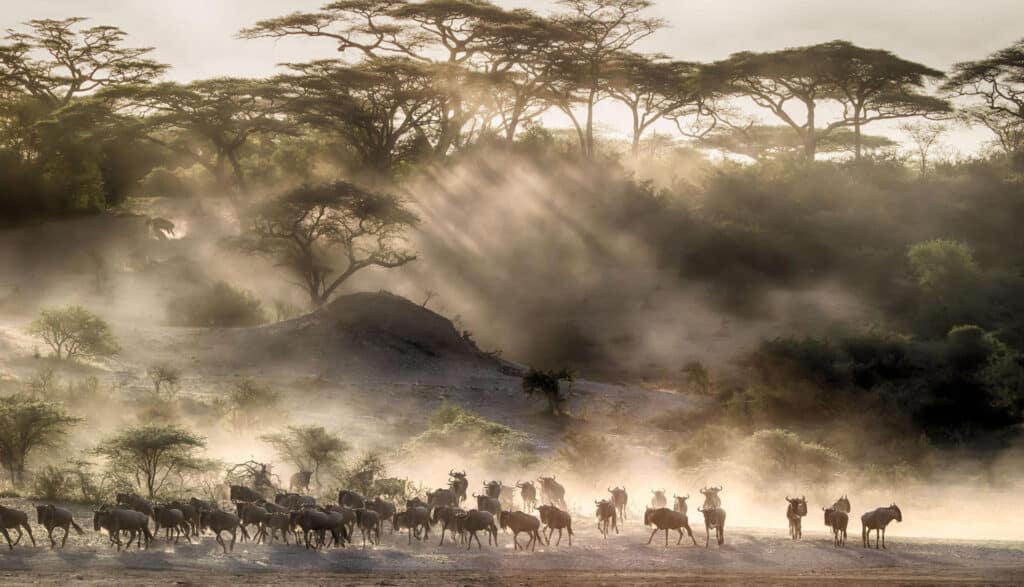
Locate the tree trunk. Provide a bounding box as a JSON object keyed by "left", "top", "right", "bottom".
{"left": 227, "top": 151, "right": 248, "bottom": 193}
{"left": 585, "top": 87, "right": 596, "bottom": 159}
{"left": 804, "top": 103, "right": 817, "bottom": 160}
{"left": 853, "top": 106, "right": 863, "bottom": 162}
{"left": 631, "top": 108, "right": 642, "bottom": 158}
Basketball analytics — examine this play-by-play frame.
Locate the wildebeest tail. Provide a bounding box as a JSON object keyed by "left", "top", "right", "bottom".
{"left": 70, "top": 519, "right": 84, "bottom": 535}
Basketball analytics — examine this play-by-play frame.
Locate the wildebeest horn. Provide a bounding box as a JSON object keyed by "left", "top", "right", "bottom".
{"left": 449, "top": 469, "right": 455, "bottom": 476}
{"left": 801, "top": 495, "right": 805, "bottom": 501}
{"left": 698, "top": 506, "right": 705, "bottom": 512}
{"left": 684, "top": 494, "right": 689, "bottom": 500}
{"left": 714, "top": 485, "right": 722, "bottom": 491}
{"left": 608, "top": 487, "right": 613, "bottom": 493}
{"left": 786, "top": 495, "right": 791, "bottom": 501}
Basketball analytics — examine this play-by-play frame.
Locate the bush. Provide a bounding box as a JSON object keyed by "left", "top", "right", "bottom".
{"left": 406, "top": 402, "right": 537, "bottom": 466}
{"left": 32, "top": 464, "right": 75, "bottom": 501}
{"left": 29, "top": 305, "right": 119, "bottom": 361}
{"left": 165, "top": 281, "right": 267, "bottom": 327}
{"left": 743, "top": 429, "right": 844, "bottom": 485}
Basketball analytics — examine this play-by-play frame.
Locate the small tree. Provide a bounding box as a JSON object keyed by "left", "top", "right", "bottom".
{"left": 222, "top": 378, "right": 281, "bottom": 432}
{"left": 260, "top": 425, "right": 349, "bottom": 488}
{"left": 681, "top": 360, "right": 712, "bottom": 394}
{"left": 147, "top": 364, "right": 181, "bottom": 397}
{"left": 340, "top": 452, "right": 387, "bottom": 496}
{"left": 522, "top": 368, "right": 574, "bottom": 416}
{"left": 29, "top": 306, "right": 119, "bottom": 361}
{"left": 93, "top": 424, "right": 206, "bottom": 498}
{"left": 900, "top": 122, "right": 948, "bottom": 174}
{"left": 0, "top": 394, "right": 80, "bottom": 486}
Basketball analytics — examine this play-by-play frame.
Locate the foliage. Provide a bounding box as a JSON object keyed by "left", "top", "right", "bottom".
{"left": 337, "top": 451, "right": 387, "bottom": 496}
{"left": 218, "top": 378, "right": 281, "bottom": 432}
{"left": 743, "top": 429, "right": 844, "bottom": 485}
{"left": 0, "top": 394, "right": 80, "bottom": 486}
{"left": 405, "top": 402, "right": 537, "bottom": 466}
{"left": 557, "top": 428, "right": 620, "bottom": 476}
{"left": 165, "top": 281, "right": 267, "bottom": 327}
{"left": 260, "top": 425, "right": 349, "bottom": 487}
{"left": 521, "top": 368, "right": 574, "bottom": 416}
{"left": 147, "top": 364, "right": 181, "bottom": 396}
{"left": 29, "top": 305, "right": 119, "bottom": 361}
{"left": 93, "top": 424, "right": 207, "bottom": 498}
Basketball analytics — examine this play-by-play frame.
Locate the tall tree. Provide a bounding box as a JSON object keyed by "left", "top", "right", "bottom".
{"left": 0, "top": 394, "right": 80, "bottom": 486}
{"left": 93, "top": 424, "right": 206, "bottom": 498}
{"left": 260, "top": 425, "right": 349, "bottom": 488}
{"left": 946, "top": 39, "right": 1024, "bottom": 156}
{"left": 241, "top": 181, "right": 419, "bottom": 307}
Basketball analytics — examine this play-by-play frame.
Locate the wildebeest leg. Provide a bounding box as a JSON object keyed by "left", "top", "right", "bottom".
{"left": 556, "top": 528, "right": 563, "bottom": 546}
{"left": 216, "top": 531, "right": 227, "bottom": 554}
{"left": 705, "top": 525, "right": 710, "bottom": 548}
{"left": 61, "top": 525, "right": 70, "bottom": 548}
{"left": 875, "top": 528, "right": 880, "bottom": 549}
{"left": 862, "top": 524, "right": 868, "bottom": 548}
{"left": 46, "top": 526, "right": 55, "bottom": 548}
{"left": 512, "top": 530, "right": 521, "bottom": 551}
{"left": 1, "top": 528, "right": 13, "bottom": 550}
{"left": 677, "top": 528, "right": 684, "bottom": 545}
{"left": 11, "top": 526, "right": 22, "bottom": 546}
{"left": 881, "top": 527, "right": 886, "bottom": 549}
{"left": 684, "top": 522, "right": 697, "bottom": 546}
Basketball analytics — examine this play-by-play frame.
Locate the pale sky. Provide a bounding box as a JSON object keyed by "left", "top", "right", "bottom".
{"left": 5, "top": 0, "right": 1023, "bottom": 152}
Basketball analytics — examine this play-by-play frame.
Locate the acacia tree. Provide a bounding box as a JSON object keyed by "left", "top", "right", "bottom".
{"left": 242, "top": 181, "right": 419, "bottom": 307}
{"left": 260, "top": 425, "right": 349, "bottom": 488}
{"left": 0, "top": 394, "right": 80, "bottom": 486}
{"left": 700, "top": 124, "right": 895, "bottom": 161}
{"left": 93, "top": 424, "right": 206, "bottom": 498}
{"left": 29, "top": 306, "right": 120, "bottom": 361}
{"left": 946, "top": 39, "right": 1024, "bottom": 156}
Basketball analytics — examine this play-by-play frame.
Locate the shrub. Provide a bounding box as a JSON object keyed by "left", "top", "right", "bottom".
{"left": 32, "top": 464, "right": 75, "bottom": 501}
{"left": 28, "top": 305, "right": 119, "bottom": 361}
{"left": 165, "top": 281, "right": 267, "bottom": 327}
{"left": 743, "top": 429, "right": 844, "bottom": 485}
{"left": 405, "top": 402, "right": 537, "bottom": 466}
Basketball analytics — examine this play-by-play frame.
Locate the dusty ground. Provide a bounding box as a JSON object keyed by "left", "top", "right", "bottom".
{"left": 1, "top": 499, "right": 1021, "bottom": 586}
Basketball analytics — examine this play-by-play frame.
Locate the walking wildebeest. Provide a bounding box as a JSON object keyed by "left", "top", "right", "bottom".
{"left": 651, "top": 489, "right": 668, "bottom": 509}
{"left": 786, "top": 495, "right": 808, "bottom": 540}
{"left": 235, "top": 502, "right": 271, "bottom": 543}
{"left": 449, "top": 470, "right": 468, "bottom": 505}
{"left": 275, "top": 492, "right": 315, "bottom": 510}
{"left": 644, "top": 507, "right": 698, "bottom": 547}
{"left": 317, "top": 507, "right": 350, "bottom": 547}
{"left": 115, "top": 492, "right": 154, "bottom": 518}
{"left": 35, "top": 504, "right": 83, "bottom": 549}
{"left": 516, "top": 480, "right": 537, "bottom": 512}
{"left": 833, "top": 495, "right": 852, "bottom": 513}
{"left": 456, "top": 509, "right": 498, "bottom": 550}
{"left": 595, "top": 499, "right": 618, "bottom": 538}
{"left": 94, "top": 507, "right": 151, "bottom": 551}
{"left": 324, "top": 504, "right": 357, "bottom": 541}
{"left": 499, "top": 510, "right": 542, "bottom": 551}
{"left": 0, "top": 504, "right": 34, "bottom": 550}
{"left": 673, "top": 494, "right": 690, "bottom": 514}
{"left": 537, "top": 504, "right": 574, "bottom": 546}
{"left": 289, "top": 507, "right": 332, "bottom": 550}
{"left": 698, "top": 505, "right": 726, "bottom": 548}
{"left": 484, "top": 481, "right": 516, "bottom": 511}
{"left": 432, "top": 505, "right": 464, "bottom": 545}
{"left": 428, "top": 488, "right": 458, "bottom": 512}
{"left": 199, "top": 509, "right": 240, "bottom": 553}
{"left": 699, "top": 486, "right": 722, "bottom": 509}
{"left": 167, "top": 500, "right": 200, "bottom": 537}
{"left": 264, "top": 511, "right": 293, "bottom": 544}
{"left": 229, "top": 485, "right": 263, "bottom": 504}
{"left": 537, "top": 476, "right": 566, "bottom": 509}
{"left": 289, "top": 470, "right": 312, "bottom": 493}
{"left": 473, "top": 493, "right": 502, "bottom": 516}
{"left": 861, "top": 504, "right": 902, "bottom": 549}
{"left": 355, "top": 508, "right": 381, "bottom": 547}
{"left": 395, "top": 506, "right": 431, "bottom": 544}
{"left": 823, "top": 507, "right": 849, "bottom": 547}
{"left": 369, "top": 497, "right": 397, "bottom": 533}
{"left": 152, "top": 505, "right": 191, "bottom": 543}
{"left": 338, "top": 489, "right": 366, "bottom": 510}
{"left": 608, "top": 486, "right": 628, "bottom": 521}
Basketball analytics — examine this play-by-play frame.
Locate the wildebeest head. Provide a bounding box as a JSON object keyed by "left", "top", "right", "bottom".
{"left": 608, "top": 486, "right": 626, "bottom": 500}
{"left": 35, "top": 504, "right": 53, "bottom": 525}
{"left": 93, "top": 507, "right": 110, "bottom": 531}
{"left": 595, "top": 499, "right": 615, "bottom": 519}
{"left": 536, "top": 504, "right": 555, "bottom": 524}
{"left": 833, "top": 495, "right": 851, "bottom": 513}
{"left": 406, "top": 497, "right": 427, "bottom": 510}
{"left": 700, "top": 486, "right": 722, "bottom": 508}
{"left": 652, "top": 489, "right": 666, "bottom": 501}
{"left": 890, "top": 503, "right": 903, "bottom": 522}
{"left": 643, "top": 507, "right": 655, "bottom": 526}
{"left": 823, "top": 506, "right": 835, "bottom": 526}
{"left": 786, "top": 496, "right": 808, "bottom": 517}
{"left": 484, "top": 480, "right": 502, "bottom": 499}
{"left": 449, "top": 469, "right": 466, "bottom": 480}
{"left": 673, "top": 494, "right": 689, "bottom": 513}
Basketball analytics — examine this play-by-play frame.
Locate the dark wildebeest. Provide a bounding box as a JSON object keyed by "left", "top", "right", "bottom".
{"left": 275, "top": 492, "right": 315, "bottom": 510}
{"left": 644, "top": 507, "right": 698, "bottom": 547}
{"left": 833, "top": 495, "right": 852, "bottom": 514}
{"left": 289, "top": 508, "right": 331, "bottom": 550}
{"left": 456, "top": 509, "right": 498, "bottom": 550}
{"left": 499, "top": 510, "right": 542, "bottom": 551}
{"left": 432, "top": 505, "right": 465, "bottom": 546}
{"left": 595, "top": 499, "right": 618, "bottom": 538}
{"left": 324, "top": 504, "right": 357, "bottom": 540}
{"left": 537, "top": 476, "right": 566, "bottom": 509}
{"left": 823, "top": 507, "right": 849, "bottom": 547}
{"left": 428, "top": 488, "right": 458, "bottom": 512}
{"left": 394, "top": 506, "right": 431, "bottom": 545}
{"left": 448, "top": 470, "right": 468, "bottom": 505}
{"left": 289, "top": 470, "right": 312, "bottom": 493}
{"left": 608, "top": 486, "right": 628, "bottom": 521}
{"left": 698, "top": 505, "right": 726, "bottom": 548}
{"left": 317, "top": 507, "right": 350, "bottom": 548}
{"left": 115, "top": 492, "right": 154, "bottom": 518}
{"left": 265, "top": 512, "right": 293, "bottom": 544}
{"left": 354, "top": 509, "right": 381, "bottom": 547}
{"left": 699, "top": 486, "right": 722, "bottom": 509}
{"left": 406, "top": 496, "right": 428, "bottom": 511}
{"left": 369, "top": 497, "right": 397, "bottom": 533}
{"left": 537, "top": 504, "right": 574, "bottom": 546}
{"left": 786, "top": 496, "right": 808, "bottom": 540}
{"left": 484, "top": 480, "right": 515, "bottom": 511}
{"left": 0, "top": 504, "right": 34, "bottom": 550}
{"left": 651, "top": 489, "right": 668, "bottom": 509}
{"left": 166, "top": 500, "right": 200, "bottom": 537}
{"left": 673, "top": 494, "right": 690, "bottom": 514}
{"left": 229, "top": 485, "right": 263, "bottom": 504}
{"left": 235, "top": 502, "right": 271, "bottom": 543}
{"left": 339, "top": 489, "right": 366, "bottom": 510}
{"left": 861, "top": 504, "right": 902, "bottom": 549}
{"left": 35, "top": 504, "right": 83, "bottom": 549}
{"left": 516, "top": 480, "right": 537, "bottom": 512}
{"left": 474, "top": 493, "right": 502, "bottom": 517}
{"left": 152, "top": 505, "right": 191, "bottom": 543}
{"left": 94, "top": 507, "right": 151, "bottom": 551}
{"left": 199, "top": 509, "right": 240, "bottom": 554}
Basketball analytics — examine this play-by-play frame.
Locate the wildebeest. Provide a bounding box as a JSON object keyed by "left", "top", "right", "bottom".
{"left": 275, "top": 492, "right": 315, "bottom": 510}
{"left": 448, "top": 470, "right": 468, "bottom": 505}
{"left": 199, "top": 509, "right": 240, "bottom": 554}
{"left": 428, "top": 488, "right": 458, "bottom": 512}
{"left": 516, "top": 480, "right": 537, "bottom": 512}
{"left": 673, "top": 494, "right": 690, "bottom": 514}
{"left": 152, "top": 505, "right": 191, "bottom": 543}
{"left": 499, "top": 510, "right": 542, "bottom": 551}
{"left": 394, "top": 506, "right": 431, "bottom": 545}
{"left": 698, "top": 505, "right": 726, "bottom": 548}
{"left": 289, "top": 470, "right": 312, "bottom": 493}
{"left": 339, "top": 489, "right": 367, "bottom": 510}
{"left": 406, "top": 496, "right": 428, "bottom": 511}
{"left": 786, "top": 495, "right": 808, "bottom": 540}
{"left": 537, "top": 476, "right": 567, "bottom": 509}
{"left": 289, "top": 507, "right": 332, "bottom": 550}
{"left": 264, "top": 511, "right": 293, "bottom": 544}
{"left": 608, "top": 486, "right": 628, "bottom": 521}
{"left": 861, "top": 504, "right": 902, "bottom": 549}
{"left": 0, "top": 504, "right": 35, "bottom": 550}
{"left": 323, "top": 504, "right": 357, "bottom": 542}
{"left": 644, "top": 507, "right": 698, "bottom": 547}
{"left": 651, "top": 489, "right": 668, "bottom": 509}
{"left": 354, "top": 508, "right": 381, "bottom": 547}
{"left": 595, "top": 499, "right": 618, "bottom": 538}
{"left": 167, "top": 500, "right": 200, "bottom": 537}
{"left": 484, "top": 480, "right": 516, "bottom": 510}
{"left": 474, "top": 493, "right": 502, "bottom": 517}
{"left": 536, "top": 504, "right": 573, "bottom": 546}
{"left": 823, "top": 507, "right": 849, "bottom": 547}
{"left": 115, "top": 492, "right": 154, "bottom": 518}
{"left": 35, "top": 504, "right": 83, "bottom": 549}
{"left": 833, "top": 495, "right": 852, "bottom": 513}
{"left": 369, "top": 497, "right": 397, "bottom": 532}
{"left": 699, "top": 486, "right": 722, "bottom": 509}
{"left": 317, "top": 506, "right": 351, "bottom": 548}
{"left": 229, "top": 485, "right": 263, "bottom": 504}
{"left": 235, "top": 502, "right": 271, "bottom": 543}
{"left": 432, "top": 505, "right": 465, "bottom": 546}
{"left": 94, "top": 507, "right": 151, "bottom": 551}
{"left": 456, "top": 509, "right": 498, "bottom": 550}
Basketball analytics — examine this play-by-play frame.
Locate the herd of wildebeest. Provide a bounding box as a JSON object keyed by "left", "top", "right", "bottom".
{"left": 0, "top": 469, "right": 904, "bottom": 555}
